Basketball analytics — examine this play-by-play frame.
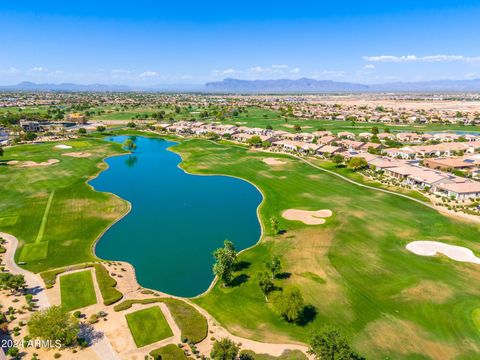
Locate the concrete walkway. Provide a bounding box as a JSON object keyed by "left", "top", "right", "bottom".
{"left": 0, "top": 232, "right": 122, "bottom": 360}
{"left": 0, "top": 232, "right": 50, "bottom": 309}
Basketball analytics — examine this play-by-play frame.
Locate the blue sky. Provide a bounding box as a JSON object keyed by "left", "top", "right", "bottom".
{"left": 0, "top": 1, "right": 479, "bottom": 85}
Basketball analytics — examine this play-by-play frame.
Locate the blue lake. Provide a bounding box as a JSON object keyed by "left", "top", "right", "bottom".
{"left": 89, "top": 136, "right": 262, "bottom": 297}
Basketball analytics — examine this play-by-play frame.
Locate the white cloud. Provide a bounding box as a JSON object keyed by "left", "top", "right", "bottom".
{"left": 31, "top": 66, "right": 48, "bottom": 72}
{"left": 290, "top": 67, "right": 300, "bottom": 73}
{"left": 272, "top": 64, "right": 289, "bottom": 69}
{"left": 362, "top": 54, "right": 480, "bottom": 63}
{"left": 364, "top": 64, "right": 375, "bottom": 69}
{"left": 139, "top": 71, "right": 158, "bottom": 78}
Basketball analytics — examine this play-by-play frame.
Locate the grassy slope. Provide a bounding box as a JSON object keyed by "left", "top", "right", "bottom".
{"left": 170, "top": 139, "right": 480, "bottom": 359}
{"left": 150, "top": 344, "right": 193, "bottom": 360}
{"left": 126, "top": 306, "right": 173, "bottom": 347}
{"left": 240, "top": 350, "right": 307, "bottom": 360}
{"left": 60, "top": 270, "right": 97, "bottom": 311}
{"left": 0, "top": 138, "right": 129, "bottom": 272}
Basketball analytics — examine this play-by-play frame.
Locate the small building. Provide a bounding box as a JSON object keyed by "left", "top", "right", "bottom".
{"left": 66, "top": 113, "right": 87, "bottom": 124}
{"left": 20, "top": 120, "right": 41, "bottom": 132}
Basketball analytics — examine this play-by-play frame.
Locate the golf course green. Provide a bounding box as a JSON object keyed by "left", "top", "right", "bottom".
{"left": 2, "top": 132, "right": 480, "bottom": 359}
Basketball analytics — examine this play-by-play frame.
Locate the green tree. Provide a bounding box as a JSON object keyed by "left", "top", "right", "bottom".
{"left": 123, "top": 139, "right": 137, "bottom": 152}
{"left": 28, "top": 306, "right": 79, "bottom": 347}
{"left": 270, "top": 216, "right": 279, "bottom": 235}
{"left": 271, "top": 287, "right": 305, "bottom": 322}
{"left": 294, "top": 124, "right": 301, "bottom": 132}
{"left": 347, "top": 157, "right": 368, "bottom": 171}
{"left": 256, "top": 270, "right": 275, "bottom": 296}
{"left": 212, "top": 240, "right": 237, "bottom": 286}
{"left": 371, "top": 126, "right": 379, "bottom": 135}
{"left": 247, "top": 135, "right": 262, "bottom": 147}
{"left": 0, "top": 273, "right": 26, "bottom": 293}
{"left": 308, "top": 326, "right": 365, "bottom": 360}
{"left": 6, "top": 346, "right": 19, "bottom": 357}
{"left": 266, "top": 256, "right": 282, "bottom": 279}
{"left": 96, "top": 125, "right": 106, "bottom": 132}
{"left": 127, "top": 121, "right": 136, "bottom": 128}
{"left": 0, "top": 147, "right": 3, "bottom": 157}
{"left": 77, "top": 128, "right": 87, "bottom": 135}
{"left": 331, "top": 154, "right": 344, "bottom": 167}
{"left": 23, "top": 132, "right": 38, "bottom": 141}
{"left": 210, "top": 338, "right": 239, "bottom": 360}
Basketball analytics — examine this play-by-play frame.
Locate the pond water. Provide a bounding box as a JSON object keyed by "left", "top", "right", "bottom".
{"left": 89, "top": 136, "right": 262, "bottom": 297}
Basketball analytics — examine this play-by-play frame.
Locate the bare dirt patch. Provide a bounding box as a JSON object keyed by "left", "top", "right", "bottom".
{"left": 395, "top": 280, "right": 454, "bottom": 303}
{"left": 262, "top": 158, "right": 287, "bottom": 166}
{"left": 282, "top": 209, "right": 332, "bottom": 225}
{"left": 62, "top": 152, "right": 92, "bottom": 158}
{"left": 356, "top": 316, "right": 459, "bottom": 359}
{"left": 19, "top": 159, "right": 60, "bottom": 167}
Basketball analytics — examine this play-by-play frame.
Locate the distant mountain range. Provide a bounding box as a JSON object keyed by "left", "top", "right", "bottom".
{"left": 205, "top": 78, "right": 480, "bottom": 92}
{"left": 1, "top": 78, "right": 480, "bottom": 93}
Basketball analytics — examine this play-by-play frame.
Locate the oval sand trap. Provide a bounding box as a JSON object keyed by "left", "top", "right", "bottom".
{"left": 282, "top": 209, "right": 332, "bottom": 225}
{"left": 54, "top": 144, "right": 72, "bottom": 149}
{"left": 406, "top": 241, "right": 480, "bottom": 265}
{"left": 263, "top": 158, "right": 287, "bottom": 166}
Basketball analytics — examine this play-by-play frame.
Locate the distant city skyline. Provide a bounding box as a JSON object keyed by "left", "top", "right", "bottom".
{"left": 0, "top": 1, "right": 479, "bottom": 85}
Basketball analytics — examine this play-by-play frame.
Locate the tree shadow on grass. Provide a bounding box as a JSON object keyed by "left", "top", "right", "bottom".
{"left": 296, "top": 305, "right": 317, "bottom": 326}
{"left": 235, "top": 261, "right": 251, "bottom": 271}
{"left": 229, "top": 274, "right": 250, "bottom": 287}
{"left": 275, "top": 272, "right": 291, "bottom": 280}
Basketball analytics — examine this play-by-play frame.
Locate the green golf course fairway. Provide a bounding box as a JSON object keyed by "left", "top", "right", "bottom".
{"left": 0, "top": 138, "right": 129, "bottom": 272}
{"left": 60, "top": 270, "right": 97, "bottom": 311}
{"left": 170, "top": 139, "right": 480, "bottom": 360}
{"left": 2, "top": 133, "right": 480, "bottom": 359}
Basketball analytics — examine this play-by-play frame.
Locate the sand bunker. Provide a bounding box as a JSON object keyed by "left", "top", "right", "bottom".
{"left": 20, "top": 159, "right": 60, "bottom": 167}
{"left": 263, "top": 158, "right": 287, "bottom": 166}
{"left": 62, "top": 152, "right": 92, "bottom": 158}
{"left": 6, "top": 160, "right": 19, "bottom": 165}
{"left": 54, "top": 144, "right": 72, "bottom": 149}
{"left": 406, "top": 241, "right": 480, "bottom": 265}
{"left": 282, "top": 209, "right": 332, "bottom": 225}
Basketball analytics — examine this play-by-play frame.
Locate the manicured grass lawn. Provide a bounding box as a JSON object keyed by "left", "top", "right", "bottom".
{"left": 240, "top": 350, "right": 307, "bottom": 360}
{"left": 41, "top": 263, "right": 123, "bottom": 305}
{"left": 126, "top": 306, "right": 173, "bottom": 347}
{"left": 0, "top": 137, "right": 129, "bottom": 272}
{"left": 169, "top": 138, "right": 480, "bottom": 359}
{"left": 221, "top": 106, "right": 480, "bottom": 134}
{"left": 60, "top": 270, "right": 97, "bottom": 311}
{"left": 114, "top": 297, "right": 207, "bottom": 343}
{"left": 150, "top": 344, "right": 193, "bottom": 360}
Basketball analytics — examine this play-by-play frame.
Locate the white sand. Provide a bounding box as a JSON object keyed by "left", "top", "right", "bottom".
{"left": 20, "top": 159, "right": 60, "bottom": 167}
{"left": 263, "top": 158, "right": 287, "bottom": 166}
{"left": 55, "top": 144, "right": 73, "bottom": 149}
{"left": 406, "top": 241, "right": 480, "bottom": 265}
{"left": 62, "top": 152, "right": 92, "bottom": 158}
{"left": 282, "top": 209, "right": 333, "bottom": 225}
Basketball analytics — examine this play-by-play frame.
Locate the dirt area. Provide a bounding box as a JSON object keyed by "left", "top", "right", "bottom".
{"left": 262, "top": 158, "right": 287, "bottom": 166}
{"left": 282, "top": 209, "right": 332, "bottom": 225}
{"left": 8, "top": 159, "right": 60, "bottom": 167}
{"left": 62, "top": 152, "right": 92, "bottom": 158}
